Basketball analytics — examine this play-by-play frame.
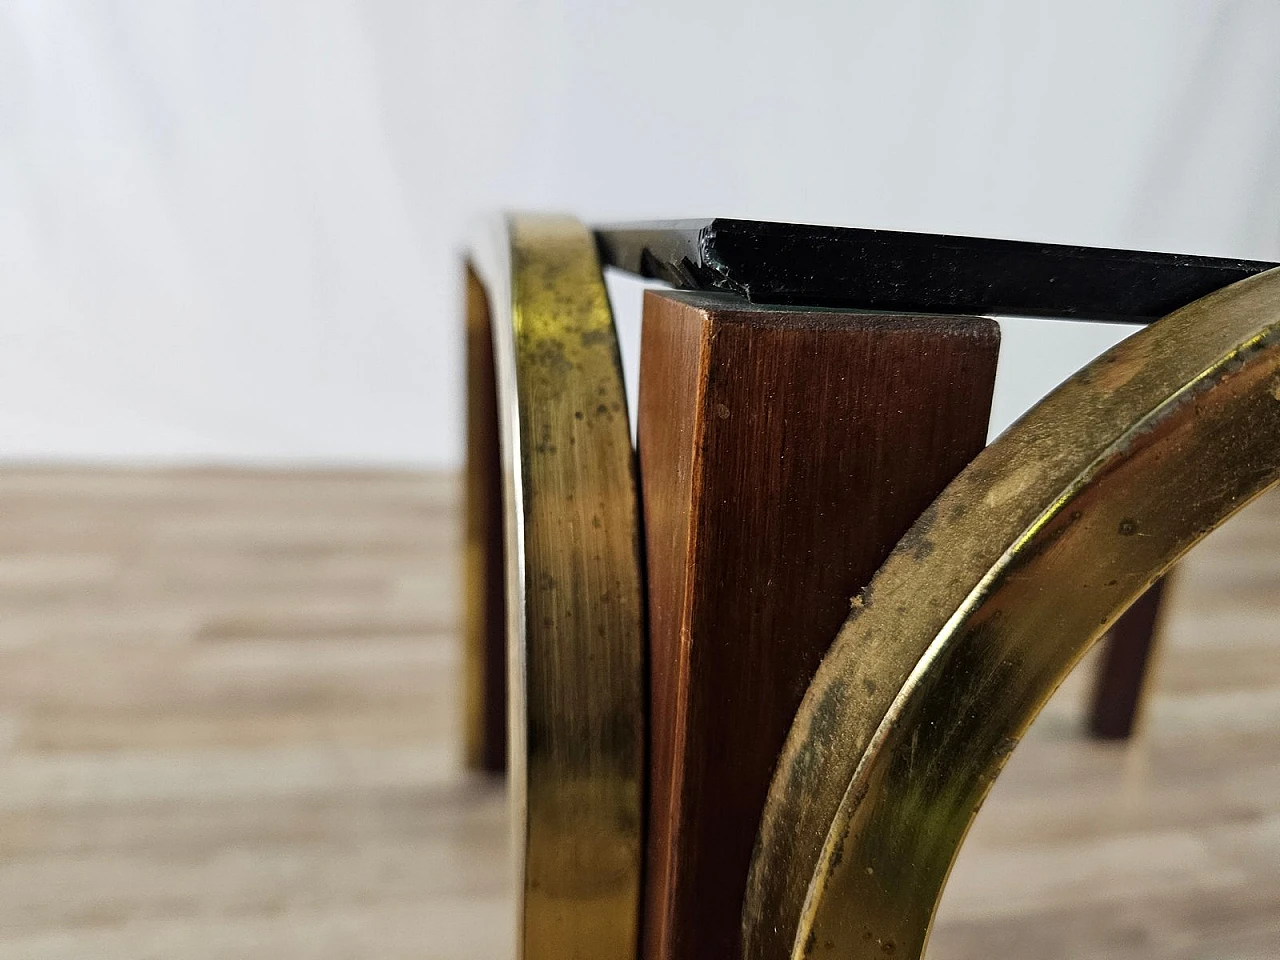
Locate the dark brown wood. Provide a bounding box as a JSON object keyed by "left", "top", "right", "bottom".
{"left": 462, "top": 264, "right": 507, "bottom": 773}
{"left": 1089, "top": 578, "right": 1170, "bottom": 740}
{"left": 636, "top": 291, "right": 1001, "bottom": 960}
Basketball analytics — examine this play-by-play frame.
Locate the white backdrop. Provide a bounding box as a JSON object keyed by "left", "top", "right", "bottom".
{"left": 2, "top": 0, "right": 1279, "bottom": 466}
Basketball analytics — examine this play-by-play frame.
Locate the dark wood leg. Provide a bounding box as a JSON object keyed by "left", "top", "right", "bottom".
{"left": 462, "top": 265, "right": 507, "bottom": 773}
{"left": 1088, "top": 577, "right": 1170, "bottom": 740}
{"left": 636, "top": 291, "right": 1000, "bottom": 960}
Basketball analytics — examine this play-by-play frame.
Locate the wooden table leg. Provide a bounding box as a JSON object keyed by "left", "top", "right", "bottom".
{"left": 637, "top": 291, "right": 1000, "bottom": 960}
{"left": 1089, "top": 577, "right": 1170, "bottom": 740}
{"left": 462, "top": 265, "right": 507, "bottom": 773}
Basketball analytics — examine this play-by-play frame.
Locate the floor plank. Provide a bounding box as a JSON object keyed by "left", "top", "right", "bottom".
{"left": 0, "top": 466, "right": 1275, "bottom": 959}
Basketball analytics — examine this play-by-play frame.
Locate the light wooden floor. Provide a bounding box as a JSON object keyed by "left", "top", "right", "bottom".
{"left": 0, "top": 468, "right": 1275, "bottom": 959}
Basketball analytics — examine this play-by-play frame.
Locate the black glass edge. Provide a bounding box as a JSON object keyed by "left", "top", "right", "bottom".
{"left": 594, "top": 218, "right": 1278, "bottom": 323}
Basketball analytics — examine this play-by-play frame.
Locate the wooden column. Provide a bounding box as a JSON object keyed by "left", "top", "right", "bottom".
{"left": 637, "top": 291, "right": 1000, "bottom": 960}
{"left": 1089, "top": 577, "right": 1170, "bottom": 740}
{"left": 462, "top": 265, "right": 507, "bottom": 773}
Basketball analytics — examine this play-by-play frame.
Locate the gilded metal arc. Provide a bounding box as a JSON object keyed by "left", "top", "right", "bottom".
{"left": 743, "top": 267, "right": 1280, "bottom": 960}
{"left": 468, "top": 215, "right": 645, "bottom": 960}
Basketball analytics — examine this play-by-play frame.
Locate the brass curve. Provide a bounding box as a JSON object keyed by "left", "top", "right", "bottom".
{"left": 469, "top": 215, "right": 645, "bottom": 960}
{"left": 743, "top": 268, "right": 1280, "bottom": 960}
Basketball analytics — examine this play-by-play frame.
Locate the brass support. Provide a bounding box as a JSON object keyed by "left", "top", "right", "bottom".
{"left": 743, "top": 268, "right": 1280, "bottom": 960}
{"left": 468, "top": 215, "right": 645, "bottom": 960}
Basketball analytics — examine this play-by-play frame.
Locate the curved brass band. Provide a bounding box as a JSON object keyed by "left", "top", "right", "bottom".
{"left": 469, "top": 215, "right": 645, "bottom": 960}
{"left": 744, "top": 267, "right": 1280, "bottom": 960}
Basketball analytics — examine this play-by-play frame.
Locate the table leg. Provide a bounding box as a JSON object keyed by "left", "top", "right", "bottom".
{"left": 636, "top": 290, "right": 1000, "bottom": 960}
{"left": 1089, "top": 577, "right": 1170, "bottom": 740}
{"left": 463, "top": 265, "right": 507, "bottom": 773}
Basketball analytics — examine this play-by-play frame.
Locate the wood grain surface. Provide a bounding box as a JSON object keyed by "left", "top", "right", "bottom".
{"left": 635, "top": 291, "right": 1001, "bottom": 960}
{"left": 0, "top": 466, "right": 1276, "bottom": 959}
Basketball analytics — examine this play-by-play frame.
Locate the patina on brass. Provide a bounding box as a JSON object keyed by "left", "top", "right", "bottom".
{"left": 468, "top": 215, "right": 645, "bottom": 960}
{"left": 743, "top": 267, "right": 1280, "bottom": 960}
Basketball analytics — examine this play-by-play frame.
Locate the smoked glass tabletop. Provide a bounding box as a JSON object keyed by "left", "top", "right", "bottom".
{"left": 596, "top": 218, "right": 1275, "bottom": 323}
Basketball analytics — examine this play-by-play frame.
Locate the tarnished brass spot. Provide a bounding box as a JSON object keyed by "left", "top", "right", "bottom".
{"left": 744, "top": 268, "right": 1280, "bottom": 960}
